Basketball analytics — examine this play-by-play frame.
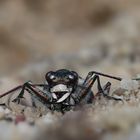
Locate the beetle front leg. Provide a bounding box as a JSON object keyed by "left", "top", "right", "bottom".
{"left": 77, "top": 74, "right": 121, "bottom": 102}
{"left": 87, "top": 73, "right": 122, "bottom": 100}
{"left": 87, "top": 71, "right": 122, "bottom": 81}
{"left": 0, "top": 82, "right": 52, "bottom": 106}
{"left": 75, "top": 74, "right": 98, "bottom": 103}
{"left": 0, "top": 83, "right": 46, "bottom": 99}
{"left": 13, "top": 82, "right": 53, "bottom": 105}
{"left": 12, "top": 83, "right": 27, "bottom": 103}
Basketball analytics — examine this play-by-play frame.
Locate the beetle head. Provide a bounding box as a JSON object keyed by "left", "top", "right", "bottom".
{"left": 45, "top": 69, "right": 78, "bottom": 103}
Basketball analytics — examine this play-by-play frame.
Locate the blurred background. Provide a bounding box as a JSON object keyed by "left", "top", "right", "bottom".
{"left": 0, "top": 0, "right": 140, "bottom": 89}
{"left": 0, "top": 1, "right": 140, "bottom": 140}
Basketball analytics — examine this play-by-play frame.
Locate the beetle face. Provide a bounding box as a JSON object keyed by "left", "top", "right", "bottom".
{"left": 45, "top": 69, "right": 78, "bottom": 103}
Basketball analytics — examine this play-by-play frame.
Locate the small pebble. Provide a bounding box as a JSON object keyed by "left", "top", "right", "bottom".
{"left": 120, "top": 79, "right": 139, "bottom": 91}
{"left": 15, "top": 115, "right": 26, "bottom": 124}
{"left": 4, "top": 108, "right": 11, "bottom": 114}
{"left": 0, "top": 107, "right": 5, "bottom": 113}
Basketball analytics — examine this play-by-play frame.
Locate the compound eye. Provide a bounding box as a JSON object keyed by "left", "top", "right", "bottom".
{"left": 45, "top": 71, "right": 55, "bottom": 80}
{"left": 50, "top": 75, "right": 56, "bottom": 80}
{"left": 68, "top": 74, "right": 74, "bottom": 80}
{"left": 67, "top": 71, "right": 78, "bottom": 83}
{"left": 71, "top": 71, "right": 78, "bottom": 79}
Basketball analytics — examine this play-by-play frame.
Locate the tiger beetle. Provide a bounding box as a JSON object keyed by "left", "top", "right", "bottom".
{"left": 0, "top": 69, "right": 139, "bottom": 113}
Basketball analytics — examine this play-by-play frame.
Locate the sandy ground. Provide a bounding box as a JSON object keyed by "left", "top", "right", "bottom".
{"left": 0, "top": 0, "right": 140, "bottom": 140}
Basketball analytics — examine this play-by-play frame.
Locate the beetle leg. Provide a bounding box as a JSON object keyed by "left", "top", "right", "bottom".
{"left": 0, "top": 85, "right": 22, "bottom": 98}
{"left": 103, "top": 82, "right": 111, "bottom": 95}
{"left": 85, "top": 71, "right": 122, "bottom": 82}
{"left": 77, "top": 74, "right": 121, "bottom": 102}
{"left": 96, "top": 82, "right": 111, "bottom": 96}
{"left": 0, "top": 82, "right": 48, "bottom": 98}
{"left": 12, "top": 84, "right": 26, "bottom": 103}
{"left": 0, "top": 82, "right": 52, "bottom": 105}
{"left": 89, "top": 74, "right": 122, "bottom": 100}
{"left": 12, "top": 82, "right": 52, "bottom": 105}
{"left": 75, "top": 74, "right": 98, "bottom": 102}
